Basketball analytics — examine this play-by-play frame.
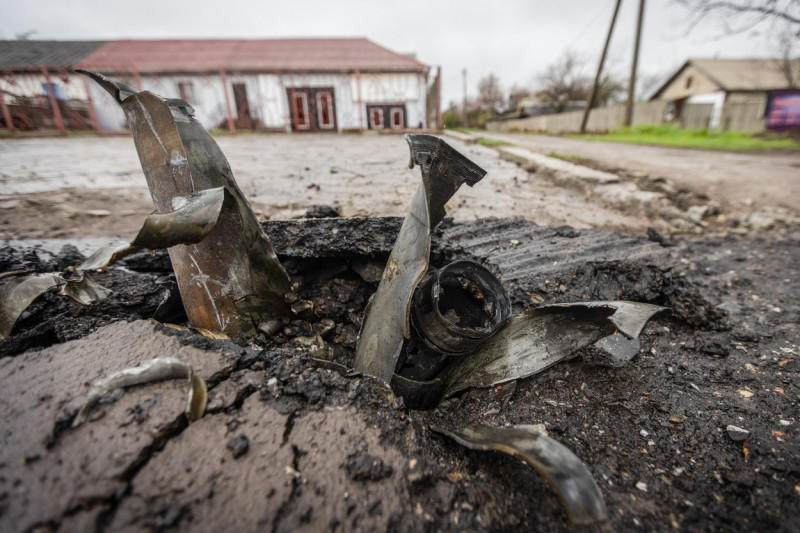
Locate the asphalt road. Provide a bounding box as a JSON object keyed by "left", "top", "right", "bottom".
{"left": 0, "top": 133, "right": 648, "bottom": 241}
{"left": 480, "top": 131, "right": 800, "bottom": 214}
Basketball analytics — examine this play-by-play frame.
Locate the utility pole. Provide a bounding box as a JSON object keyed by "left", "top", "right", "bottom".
{"left": 462, "top": 68, "right": 468, "bottom": 128}
{"left": 624, "top": 0, "right": 646, "bottom": 127}
{"left": 581, "top": 0, "right": 623, "bottom": 133}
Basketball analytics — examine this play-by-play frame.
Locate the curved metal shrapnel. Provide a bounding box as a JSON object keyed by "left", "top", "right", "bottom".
{"left": 79, "top": 70, "right": 291, "bottom": 338}
{"left": 353, "top": 135, "right": 487, "bottom": 381}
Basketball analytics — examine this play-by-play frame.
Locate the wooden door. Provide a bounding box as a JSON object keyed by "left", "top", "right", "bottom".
{"left": 287, "top": 87, "right": 337, "bottom": 132}
{"left": 232, "top": 83, "right": 252, "bottom": 129}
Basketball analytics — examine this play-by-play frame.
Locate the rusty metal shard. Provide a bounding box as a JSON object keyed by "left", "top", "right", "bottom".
{"left": 1, "top": 271, "right": 114, "bottom": 340}
{"left": 432, "top": 424, "right": 608, "bottom": 526}
{"left": 79, "top": 187, "right": 225, "bottom": 271}
{"left": 81, "top": 71, "right": 290, "bottom": 337}
{"left": 443, "top": 301, "right": 666, "bottom": 396}
{"left": 0, "top": 273, "right": 63, "bottom": 339}
{"left": 354, "top": 135, "right": 487, "bottom": 381}
{"left": 75, "top": 69, "right": 138, "bottom": 104}
{"left": 73, "top": 357, "right": 207, "bottom": 427}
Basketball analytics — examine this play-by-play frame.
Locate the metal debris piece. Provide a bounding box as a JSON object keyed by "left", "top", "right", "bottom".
{"left": 0, "top": 273, "right": 64, "bottom": 339}
{"left": 354, "top": 134, "right": 487, "bottom": 381}
{"left": 79, "top": 187, "right": 225, "bottom": 271}
{"left": 79, "top": 70, "right": 291, "bottom": 338}
{"left": 432, "top": 424, "right": 609, "bottom": 526}
{"left": 0, "top": 272, "right": 113, "bottom": 339}
{"left": 442, "top": 301, "right": 666, "bottom": 397}
{"left": 411, "top": 260, "right": 511, "bottom": 355}
{"left": 73, "top": 357, "right": 207, "bottom": 427}
{"left": 59, "top": 272, "right": 113, "bottom": 305}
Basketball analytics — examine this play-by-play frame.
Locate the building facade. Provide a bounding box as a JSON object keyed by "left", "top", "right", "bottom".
{"left": 1, "top": 38, "right": 439, "bottom": 134}
{"left": 649, "top": 58, "right": 800, "bottom": 131}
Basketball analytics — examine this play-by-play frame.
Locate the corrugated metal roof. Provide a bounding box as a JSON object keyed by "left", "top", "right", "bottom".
{"left": 77, "top": 38, "right": 428, "bottom": 73}
{"left": 691, "top": 58, "right": 800, "bottom": 91}
{"left": 0, "top": 40, "right": 106, "bottom": 69}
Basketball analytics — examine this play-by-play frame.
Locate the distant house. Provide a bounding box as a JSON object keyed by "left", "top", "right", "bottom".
{"left": 649, "top": 58, "right": 800, "bottom": 131}
{"left": 0, "top": 38, "right": 438, "bottom": 134}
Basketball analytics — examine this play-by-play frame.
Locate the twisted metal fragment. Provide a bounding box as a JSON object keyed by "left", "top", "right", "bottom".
{"left": 354, "top": 135, "right": 487, "bottom": 381}
{"left": 432, "top": 424, "right": 608, "bottom": 526}
{"left": 0, "top": 273, "right": 112, "bottom": 339}
{"left": 442, "top": 301, "right": 667, "bottom": 396}
{"left": 79, "top": 187, "right": 225, "bottom": 271}
{"left": 79, "top": 70, "right": 290, "bottom": 338}
{"left": 73, "top": 357, "right": 207, "bottom": 427}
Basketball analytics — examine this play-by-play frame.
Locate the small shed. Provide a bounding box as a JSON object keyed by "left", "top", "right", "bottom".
{"left": 649, "top": 58, "right": 800, "bottom": 131}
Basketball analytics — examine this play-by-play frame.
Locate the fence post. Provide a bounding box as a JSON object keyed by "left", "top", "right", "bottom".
{"left": 0, "top": 85, "right": 14, "bottom": 133}
{"left": 131, "top": 67, "right": 143, "bottom": 91}
{"left": 219, "top": 70, "right": 236, "bottom": 135}
{"left": 355, "top": 69, "right": 364, "bottom": 130}
{"left": 41, "top": 66, "right": 66, "bottom": 135}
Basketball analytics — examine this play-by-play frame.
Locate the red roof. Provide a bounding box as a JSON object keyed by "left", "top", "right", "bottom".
{"left": 77, "top": 38, "right": 428, "bottom": 73}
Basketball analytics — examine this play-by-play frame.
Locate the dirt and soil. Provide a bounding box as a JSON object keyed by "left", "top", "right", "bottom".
{"left": 0, "top": 133, "right": 798, "bottom": 532}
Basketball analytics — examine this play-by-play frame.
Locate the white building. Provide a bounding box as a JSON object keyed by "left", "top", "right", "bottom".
{"left": 77, "top": 38, "right": 433, "bottom": 133}
{"left": 1, "top": 38, "right": 439, "bottom": 134}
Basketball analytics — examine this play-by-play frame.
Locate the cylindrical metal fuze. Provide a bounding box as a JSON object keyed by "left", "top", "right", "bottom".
{"left": 411, "top": 260, "right": 512, "bottom": 355}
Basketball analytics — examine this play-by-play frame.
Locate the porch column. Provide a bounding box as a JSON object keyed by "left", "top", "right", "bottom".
{"left": 355, "top": 69, "right": 364, "bottom": 130}
{"left": 0, "top": 84, "right": 14, "bottom": 133}
{"left": 219, "top": 70, "right": 236, "bottom": 135}
{"left": 41, "top": 66, "right": 66, "bottom": 135}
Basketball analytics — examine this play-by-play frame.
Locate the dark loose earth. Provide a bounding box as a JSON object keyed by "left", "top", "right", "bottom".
{"left": 1, "top": 216, "right": 798, "bottom": 532}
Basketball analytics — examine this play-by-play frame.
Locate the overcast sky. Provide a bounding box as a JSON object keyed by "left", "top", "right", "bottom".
{"left": 0, "top": 0, "right": 783, "bottom": 105}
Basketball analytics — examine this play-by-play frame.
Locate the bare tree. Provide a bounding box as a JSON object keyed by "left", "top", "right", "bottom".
{"left": 636, "top": 72, "right": 667, "bottom": 101}
{"left": 595, "top": 74, "right": 627, "bottom": 106}
{"left": 507, "top": 84, "right": 532, "bottom": 111}
{"left": 773, "top": 19, "right": 799, "bottom": 86}
{"left": 675, "top": 0, "right": 800, "bottom": 34}
{"left": 535, "top": 51, "right": 590, "bottom": 112}
{"left": 477, "top": 73, "right": 505, "bottom": 112}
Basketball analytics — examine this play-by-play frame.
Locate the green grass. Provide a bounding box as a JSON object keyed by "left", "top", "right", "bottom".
{"left": 475, "top": 136, "right": 511, "bottom": 147}
{"left": 545, "top": 151, "right": 589, "bottom": 164}
{"left": 567, "top": 124, "right": 800, "bottom": 152}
